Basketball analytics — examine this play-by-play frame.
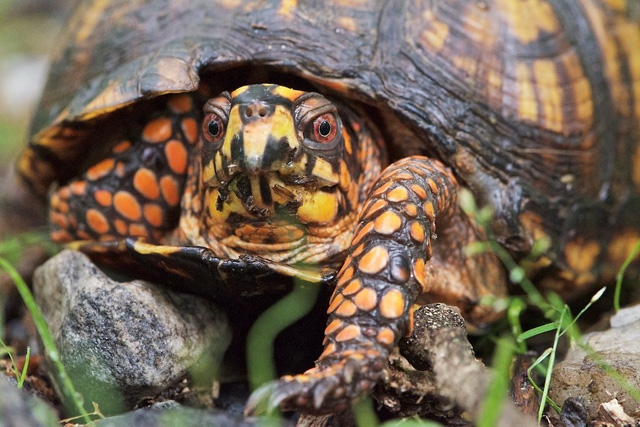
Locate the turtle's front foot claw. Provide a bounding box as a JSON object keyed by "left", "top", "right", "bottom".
{"left": 245, "top": 358, "right": 375, "bottom": 416}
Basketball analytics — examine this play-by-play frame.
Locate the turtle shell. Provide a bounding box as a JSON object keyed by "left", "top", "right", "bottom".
{"left": 18, "top": 0, "right": 640, "bottom": 289}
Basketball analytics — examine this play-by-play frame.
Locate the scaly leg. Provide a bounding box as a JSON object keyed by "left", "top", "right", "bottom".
{"left": 247, "top": 156, "right": 507, "bottom": 414}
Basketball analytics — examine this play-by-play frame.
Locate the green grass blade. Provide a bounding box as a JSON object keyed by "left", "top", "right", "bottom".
{"left": 0, "top": 337, "right": 19, "bottom": 380}
{"left": 614, "top": 238, "right": 640, "bottom": 312}
{"left": 507, "top": 297, "right": 527, "bottom": 352}
{"left": 246, "top": 280, "right": 320, "bottom": 390}
{"left": 526, "top": 348, "right": 561, "bottom": 413}
{"left": 353, "top": 397, "right": 380, "bottom": 427}
{"left": 0, "top": 256, "right": 92, "bottom": 424}
{"left": 517, "top": 323, "right": 556, "bottom": 342}
{"left": 477, "top": 336, "right": 515, "bottom": 427}
{"left": 537, "top": 308, "right": 566, "bottom": 422}
{"left": 17, "top": 346, "right": 30, "bottom": 389}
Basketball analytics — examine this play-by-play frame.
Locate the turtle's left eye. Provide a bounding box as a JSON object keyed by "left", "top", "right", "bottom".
{"left": 308, "top": 113, "right": 337, "bottom": 143}
{"left": 203, "top": 113, "right": 225, "bottom": 145}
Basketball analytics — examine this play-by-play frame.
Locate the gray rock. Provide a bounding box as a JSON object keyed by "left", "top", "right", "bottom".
{"left": 96, "top": 401, "right": 270, "bottom": 427}
{"left": 0, "top": 375, "right": 59, "bottom": 427}
{"left": 33, "top": 250, "right": 231, "bottom": 416}
{"left": 549, "top": 303, "right": 640, "bottom": 420}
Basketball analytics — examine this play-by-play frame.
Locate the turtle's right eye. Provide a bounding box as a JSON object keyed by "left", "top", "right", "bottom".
{"left": 203, "top": 113, "right": 225, "bottom": 144}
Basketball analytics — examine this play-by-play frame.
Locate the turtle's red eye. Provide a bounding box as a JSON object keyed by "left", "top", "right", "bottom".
{"left": 203, "top": 113, "right": 225, "bottom": 144}
{"left": 311, "top": 114, "right": 337, "bottom": 143}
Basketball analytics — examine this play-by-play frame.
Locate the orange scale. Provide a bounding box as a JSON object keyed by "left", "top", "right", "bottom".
{"left": 407, "top": 166, "right": 425, "bottom": 176}
{"left": 160, "top": 175, "right": 180, "bottom": 206}
{"left": 115, "top": 162, "right": 126, "bottom": 177}
{"left": 337, "top": 265, "right": 354, "bottom": 285}
{"left": 358, "top": 245, "right": 389, "bottom": 274}
{"left": 335, "top": 324, "right": 361, "bottom": 342}
{"left": 67, "top": 215, "right": 78, "bottom": 228}
{"left": 348, "top": 353, "right": 365, "bottom": 361}
{"left": 351, "top": 221, "right": 374, "bottom": 245}
{"left": 411, "top": 184, "right": 427, "bottom": 200}
{"left": 165, "top": 140, "right": 188, "bottom": 174}
{"left": 327, "top": 294, "right": 344, "bottom": 313}
{"left": 77, "top": 230, "right": 92, "bottom": 240}
{"left": 351, "top": 243, "right": 365, "bottom": 258}
{"left": 94, "top": 190, "right": 113, "bottom": 207}
{"left": 423, "top": 201, "right": 435, "bottom": 221}
{"left": 373, "top": 211, "right": 402, "bottom": 235}
{"left": 335, "top": 300, "right": 358, "bottom": 317}
{"left": 404, "top": 203, "right": 418, "bottom": 217}
{"left": 70, "top": 181, "right": 87, "bottom": 196}
{"left": 128, "top": 223, "right": 148, "bottom": 237}
{"left": 319, "top": 343, "right": 336, "bottom": 360}
{"left": 341, "top": 279, "right": 362, "bottom": 296}
{"left": 181, "top": 118, "right": 198, "bottom": 144}
{"left": 134, "top": 168, "right": 160, "bottom": 200}
{"left": 427, "top": 178, "right": 439, "bottom": 195}
{"left": 354, "top": 287, "right": 377, "bottom": 311}
{"left": 86, "top": 209, "right": 110, "bottom": 234}
{"left": 144, "top": 203, "right": 164, "bottom": 227}
{"left": 86, "top": 158, "right": 115, "bottom": 181}
{"left": 366, "top": 349, "right": 381, "bottom": 358}
{"left": 58, "top": 187, "right": 71, "bottom": 200}
{"left": 392, "top": 172, "right": 414, "bottom": 181}
{"left": 386, "top": 186, "right": 409, "bottom": 202}
{"left": 376, "top": 328, "right": 395, "bottom": 347}
{"left": 372, "top": 181, "right": 393, "bottom": 196}
{"left": 409, "top": 221, "right": 425, "bottom": 243}
{"left": 364, "top": 199, "right": 387, "bottom": 219}
{"left": 324, "top": 319, "right": 344, "bottom": 335}
{"left": 405, "top": 309, "right": 415, "bottom": 337}
{"left": 379, "top": 289, "right": 405, "bottom": 319}
{"left": 414, "top": 258, "right": 428, "bottom": 293}
{"left": 112, "top": 140, "right": 131, "bottom": 153}
{"left": 114, "top": 219, "right": 128, "bottom": 235}
{"left": 142, "top": 117, "right": 173, "bottom": 143}
{"left": 57, "top": 201, "right": 69, "bottom": 214}
{"left": 50, "top": 212, "right": 68, "bottom": 229}
{"left": 114, "top": 191, "right": 142, "bottom": 220}
{"left": 50, "top": 230, "right": 73, "bottom": 242}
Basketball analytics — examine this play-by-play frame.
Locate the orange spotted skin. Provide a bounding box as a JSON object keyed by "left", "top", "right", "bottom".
{"left": 48, "top": 84, "right": 506, "bottom": 415}
{"left": 49, "top": 94, "right": 202, "bottom": 243}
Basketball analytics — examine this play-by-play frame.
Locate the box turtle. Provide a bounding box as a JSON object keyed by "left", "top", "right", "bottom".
{"left": 12, "top": 0, "right": 640, "bottom": 416}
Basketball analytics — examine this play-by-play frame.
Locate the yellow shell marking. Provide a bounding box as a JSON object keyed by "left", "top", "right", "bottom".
{"left": 278, "top": 0, "right": 296, "bottom": 17}
{"left": 516, "top": 63, "right": 538, "bottom": 123}
{"left": 533, "top": 60, "right": 563, "bottom": 132}
{"left": 420, "top": 10, "right": 449, "bottom": 53}
{"left": 499, "top": 0, "right": 559, "bottom": 44}
{"left": 565, "top": 239, "right": 601, "bottom": 274}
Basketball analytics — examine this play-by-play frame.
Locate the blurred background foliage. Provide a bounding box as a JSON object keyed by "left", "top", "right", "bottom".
{"left": 0, "top": 0, "right": 71, "bottom": 164}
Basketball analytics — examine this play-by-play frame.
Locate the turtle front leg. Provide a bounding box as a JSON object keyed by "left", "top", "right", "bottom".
{"left": 247, "top": 156, "right": 507, "bottom": 415}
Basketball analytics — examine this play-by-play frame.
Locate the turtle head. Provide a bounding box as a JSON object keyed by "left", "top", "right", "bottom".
{"left": 199, "top": 84, "right": 356, "bottom": 227}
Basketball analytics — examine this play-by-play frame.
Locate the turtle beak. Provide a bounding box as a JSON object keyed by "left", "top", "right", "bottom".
{"left": 221, "top": 103, "right": 299, "bottom": 177}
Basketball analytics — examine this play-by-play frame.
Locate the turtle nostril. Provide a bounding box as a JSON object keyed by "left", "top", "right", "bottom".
{"left": 245, "top": 106, "right": 254, "bottom": 117}
{"left": 258, "top": 106, "right": 267, "bottom": 117}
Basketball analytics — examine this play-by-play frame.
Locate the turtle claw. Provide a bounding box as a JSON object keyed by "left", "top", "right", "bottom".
{"left": 245, "top": 357, "right": 379, "bottom": 415}
{"left": 244, "top": 381, "right": 278, "bottom": 416}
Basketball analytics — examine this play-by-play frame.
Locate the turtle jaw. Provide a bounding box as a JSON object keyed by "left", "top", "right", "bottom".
{"left": 206, "top": 170, "right": 340, "bottom": 222}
